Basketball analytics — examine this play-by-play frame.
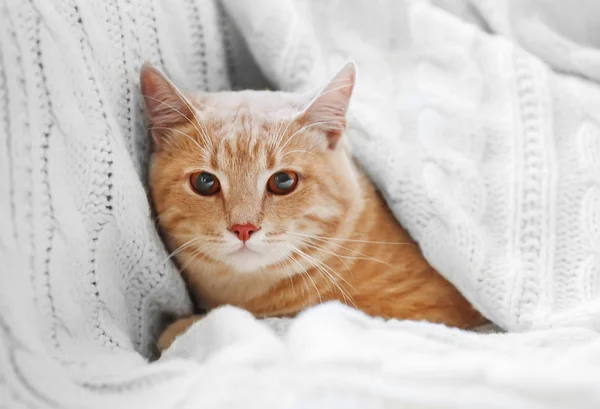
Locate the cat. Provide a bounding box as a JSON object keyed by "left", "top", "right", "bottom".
{"left": 140, "top": 62, "right": 486, "bottom": 351}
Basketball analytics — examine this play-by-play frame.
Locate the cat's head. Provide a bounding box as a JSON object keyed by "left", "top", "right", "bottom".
{"left": 141, "top": 62, "right": 363, "bottom": 280}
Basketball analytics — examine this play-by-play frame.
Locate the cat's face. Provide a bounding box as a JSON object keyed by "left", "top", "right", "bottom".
{"left": 141, "top": 63, "right": 361, "bottom": 279}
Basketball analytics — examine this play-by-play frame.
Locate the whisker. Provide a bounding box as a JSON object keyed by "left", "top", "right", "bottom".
{"left": 309, "top": 82, "right": 354, "bottom": 102}
{"left": 273, "top": 114, "right": 298, "bottom": 151}
{"left": 298, "top": 238, "right": 383, "bottom": 265}
{"left": 142, "top": 94, "right": 213, "bottom": 151}
{"left": 172, "top": 91, "right": 215, "bottom": 154}
{"left": 293, "top": 244, "right": 357, "bottom": 293}
{"left": 297, "top": 239, "right": 356, "bottom": 282}
{"left": 292, "top": 233, "right": 395, "bottom": 267}
{"left": 290, "top": 232, "right": 415, "bottom": 246}
{"left": 275, "top": 257, "right": 296, "bottom": 296}
{"left": 286, "top": 245, "right": 322, "bottom": 304}
{"left": 166, "top": 232, "right": 224, "bottom": 241}
{"left": 297, "top": 80, "right": 355, "bottom": 112}
{"left": 272, "top": 83, "right": 351, "bottom": 153}
{"left": 150, "top": 126, "right": 206, "bottom": 153}
{"left": 270, "top": 118, "right": 287, "bottom": 149}
{"left": 292, "top": 246, "right": 356, "bottom": 308}
{"left": 279, "top": 120, "right": 343, "bottom": 152}
{"left": 178, "top": 241, "right": 220, "bottom": 272}
{"left": 281, "top": 149, "right": 317, "bottom": 158}
{"left": 159, "top": 236, "right": 204, "bottom": 267}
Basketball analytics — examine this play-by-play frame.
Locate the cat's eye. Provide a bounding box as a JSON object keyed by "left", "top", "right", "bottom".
{"left": 190, "top": 172, "right": 221, "bottom": 196}
{"left": 267, "top": 171, "right": 298, "bottom": 195}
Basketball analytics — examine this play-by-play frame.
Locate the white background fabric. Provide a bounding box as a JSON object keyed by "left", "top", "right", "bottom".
{"left": 2, "top": 0, "right": 600, "bottom": 407}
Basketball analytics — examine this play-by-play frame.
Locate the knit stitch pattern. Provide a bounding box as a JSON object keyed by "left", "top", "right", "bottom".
{"left": 2, "top": 0, "right": 600, "bottom": 408}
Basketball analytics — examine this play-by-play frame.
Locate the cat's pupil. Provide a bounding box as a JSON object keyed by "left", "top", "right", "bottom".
{"left": 274, "top": 172, "right": 293, "bottom": 189}
{"left": 197, "top": 172, "right": 214, "bottom": 190}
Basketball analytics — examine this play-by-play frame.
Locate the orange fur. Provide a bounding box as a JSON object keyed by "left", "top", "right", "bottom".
{"left": 140, "top": 63, "right": 486, "bottom": 351}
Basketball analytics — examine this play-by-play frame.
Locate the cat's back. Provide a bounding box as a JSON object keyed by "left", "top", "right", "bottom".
{"left": 342, "top": 169, "right": 486, "bottom": 327}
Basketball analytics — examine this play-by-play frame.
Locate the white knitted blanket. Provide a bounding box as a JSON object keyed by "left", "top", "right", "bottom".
{"left": 2, "top": 0, "right": 600, "bottom": 407}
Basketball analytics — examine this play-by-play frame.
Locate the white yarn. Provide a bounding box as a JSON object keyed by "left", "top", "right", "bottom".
{"left": 2, "top": 0, "right": 600, "bottom": 408}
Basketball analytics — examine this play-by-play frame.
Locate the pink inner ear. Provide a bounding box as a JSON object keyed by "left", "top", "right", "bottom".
{"left": 302, "top": 61, "right": 357, "bottom": 149}
{"left": 140, "top": 63, "right": 194, "bottom": 128}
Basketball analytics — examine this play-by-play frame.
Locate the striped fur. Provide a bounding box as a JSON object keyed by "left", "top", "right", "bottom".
{"left": 140, "top": 63, "right": 485, "bottom": 351}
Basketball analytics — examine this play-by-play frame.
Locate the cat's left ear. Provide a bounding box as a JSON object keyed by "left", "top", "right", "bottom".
{"left": 301, "top": 61, "right": 356, "bottom": 149}
{"left": 140, "top": 63, "right": 196, "bottom": 150}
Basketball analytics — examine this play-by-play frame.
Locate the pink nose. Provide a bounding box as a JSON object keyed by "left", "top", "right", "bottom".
{"left": 229, "top": 223, "right": 259, "bottom": 242}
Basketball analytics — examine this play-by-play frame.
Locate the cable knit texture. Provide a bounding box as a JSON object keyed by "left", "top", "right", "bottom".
{"left": 2, "top": 0, "right": 600, "bottom": 408}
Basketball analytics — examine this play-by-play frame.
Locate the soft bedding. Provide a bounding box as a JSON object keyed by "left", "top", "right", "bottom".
{"left": 2, "top": 0, "right": 600, "bottom": 407}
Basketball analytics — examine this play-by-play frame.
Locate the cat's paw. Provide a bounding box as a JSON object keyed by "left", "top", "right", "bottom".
{"left": 157, "top": 314, "right": 204, "bottom": 352}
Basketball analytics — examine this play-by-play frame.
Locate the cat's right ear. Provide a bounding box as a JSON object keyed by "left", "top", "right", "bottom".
{"left": 140, "top": 63, "right": 194, "bottom": 149}
{"left": 299, "top": 61, "right": 356, "bottom": 150}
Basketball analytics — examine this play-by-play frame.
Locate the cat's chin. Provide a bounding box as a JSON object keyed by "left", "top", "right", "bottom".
{"left": 222, "top": 247, "right": 282, "bottom": 274}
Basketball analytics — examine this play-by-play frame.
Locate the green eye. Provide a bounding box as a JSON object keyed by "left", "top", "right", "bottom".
{"left": 190, "top": 172, "right": 221, "bottom": 196}
{"left": 268, "top": 171, "right": 298, "bottom": 195}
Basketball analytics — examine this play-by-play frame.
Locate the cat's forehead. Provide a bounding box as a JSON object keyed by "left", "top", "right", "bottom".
{"left": 190, "top": 90, "right": 312, "bottom": 148}
{"left": 191, "top": 90, "right": 309, "bottom": 119}
{"left": 180, "top": 90, "right": 322, "bottom": 172}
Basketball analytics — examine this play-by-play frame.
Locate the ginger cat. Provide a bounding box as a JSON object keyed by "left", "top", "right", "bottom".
{"left": 140, "top": 62, "right": 486, "bottom": 351}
